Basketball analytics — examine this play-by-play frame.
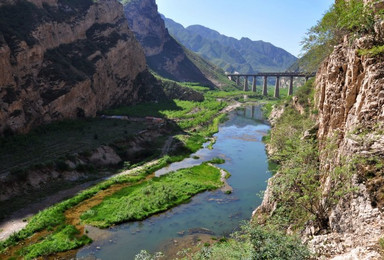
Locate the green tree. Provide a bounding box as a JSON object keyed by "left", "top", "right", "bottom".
{"left": 300, "top": 0, "right": 378, "bottom": 71}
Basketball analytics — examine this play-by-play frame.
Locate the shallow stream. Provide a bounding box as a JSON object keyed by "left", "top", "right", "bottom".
{"left": 77, "top": 105, "right": 271, "bottom": 259}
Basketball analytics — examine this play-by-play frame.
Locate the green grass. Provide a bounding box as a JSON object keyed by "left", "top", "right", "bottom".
{"left": 184, "top": 223, "right": 310, "bottom": 260}
{"left": 0, "top": 82, "right": 280, "bottom": 257}
{"left": 180, "top": 82, "right": 212, "bottom": 93}
{"left": 0, "top": 155, "right": 182, "bottom": 254}
{"left": 103, "top": 99, "right": 227, "bottom": 131}
{"left": 207, "top": 157, "right": 225, "bottom": 164}
{"left": 19, "top": 225, "right": 92, "bottom": 260}
{"left": 81, "top": 163, "right": 222, "bottom": 227}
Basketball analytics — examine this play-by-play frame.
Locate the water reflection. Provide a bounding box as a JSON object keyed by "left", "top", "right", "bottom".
{"left": 77, "top": 105, "right": 271, "bottom": 260}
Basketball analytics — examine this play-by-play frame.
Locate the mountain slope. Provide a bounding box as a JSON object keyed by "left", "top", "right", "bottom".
{"left": 163, "top": 16, "right": 297, "bottom": 73}
{"left": 122, "top": 0, "right": 234, "bottom": 88}
{"left": 0, "top": 0, "right": 164, "bottom": 135}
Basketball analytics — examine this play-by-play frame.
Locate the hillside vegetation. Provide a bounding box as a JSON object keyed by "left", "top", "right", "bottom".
{"left": 163, "top": 16, "right": 297, "bottom": 74}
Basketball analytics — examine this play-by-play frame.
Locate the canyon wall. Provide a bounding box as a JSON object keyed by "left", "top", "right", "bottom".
{"left": 308, "top": 21, "right": 384, "bottom": 259}
{"left": 0, "top": 0, "right": 164, "bottom": 135}
{"left": 258, "top": 19, "right": 384, "bottom": 259}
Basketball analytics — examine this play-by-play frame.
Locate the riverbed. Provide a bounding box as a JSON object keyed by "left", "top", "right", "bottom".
{"left": 77, "top": 105, "right": 271, "bottom": 259}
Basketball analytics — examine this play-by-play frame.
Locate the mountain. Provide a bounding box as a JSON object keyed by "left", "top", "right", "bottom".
{"left": 163, "top": 16, "right": 298, "bottom": 74}
{"left": 121, "top": 0, "right": 233, "bottom": 88}
{"left": 0, "top": 0, "right": 165, "bottom": 135}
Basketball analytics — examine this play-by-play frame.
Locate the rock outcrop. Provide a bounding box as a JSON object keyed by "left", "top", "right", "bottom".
{"left": 0, "top": 0, "right": 164, "bottom": 135}
{"left": 307, "top": 21, "right": 384, "bottom": 258}
{"left": 257, "top": 12, "right": 384, "bottom": 259}
{"left": 121, "top": 0, "right": 217, "bottom": 86}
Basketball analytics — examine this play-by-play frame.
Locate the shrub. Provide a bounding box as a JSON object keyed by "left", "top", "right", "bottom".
{"left": 300, "top": 0, "right": 381, "bottom": 71}
{"left": 191, "top": 223, "right": 310, "bottom": 260}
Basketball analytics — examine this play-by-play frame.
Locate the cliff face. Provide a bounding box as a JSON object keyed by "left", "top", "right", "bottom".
{"left": 122, "top": 0, "right": 214, "bottom": 85}
{"left": 257, "top": 16, "right": 384, "bottom": 259}
{"left": 316, "top": 38, "right": 384, "bottom": 157}
{"left": 309, "top": 22, "right": 384, "bottom": 258}
{"left": 0, "top": 0, "right": 163, "bottom": 135}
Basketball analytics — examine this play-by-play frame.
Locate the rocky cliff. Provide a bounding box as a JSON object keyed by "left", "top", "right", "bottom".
{"left": 0, "top": 0, "right": 164, "bottom": 135}
{"left": 257, "top": 17, "right": 384, "bottom": 260}
{"left": 122, "top": 0, "right": 225, "bottom": 87}
{"left": 307, "top": 21, "right": 384, "bottom": 259}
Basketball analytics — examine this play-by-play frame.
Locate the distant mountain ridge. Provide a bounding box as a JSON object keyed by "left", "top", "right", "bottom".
{"left": 163, "top": 16, "right": 297, "bottom": 74}
{"left": 121, "top": 0, "right": 234, "bottom": 88}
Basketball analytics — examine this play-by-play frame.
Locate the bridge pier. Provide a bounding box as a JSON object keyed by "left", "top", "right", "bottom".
{"left": 263, "top": 76, "right": 268, "bottom": 96}
{"left": 243, "top": 76, "right": 248, "bottom": 91}
{"left": 274, "top": 76, "right": 280, "bottom": 98}
{"left": 252, "top": 76, "right": 256, "bottom": 92}
{"left": 289, "top": 76, "right": 294, "bottom": 96}
{"left": 226, "top": 72, "right": 316, "bottom": 97}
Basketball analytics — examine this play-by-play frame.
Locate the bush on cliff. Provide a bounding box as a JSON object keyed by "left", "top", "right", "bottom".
{"left": 265, "top": 81, "right": 355, "bottom": 232}
{"left": 301, "top": 0, "right": 382, "bottom": 71}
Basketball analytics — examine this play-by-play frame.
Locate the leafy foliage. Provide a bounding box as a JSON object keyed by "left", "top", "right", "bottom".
{"left": 190, "top": 223, "right": 310, "bottom": 260}
{"left": 265, "top": 81, "right": 355, "bottom": 231}
{"left": 358, "top": 44, "right": 384, "bottom": 57}
{"left": 300, "top": 0, "right": 381, "bottom": 71}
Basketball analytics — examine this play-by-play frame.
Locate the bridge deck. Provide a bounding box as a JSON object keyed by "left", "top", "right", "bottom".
{"left": 226, "top": 72, "right": 316, "bottom": 77}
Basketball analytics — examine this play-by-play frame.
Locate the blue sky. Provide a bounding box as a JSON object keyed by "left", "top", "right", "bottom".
{"left": 156, "top": 0, "right": 334, "bottom": 57}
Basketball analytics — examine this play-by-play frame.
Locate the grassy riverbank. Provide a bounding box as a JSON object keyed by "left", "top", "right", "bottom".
{"left": 0, "top": 157, "right": 222, "bottom": 259}
{"left": 0, "top": 80, "right": 285, "bottom": 259}
{"left": 0, "top": 83, "right": 234, "bottom": 258}
{"left": 81, "top": 163, "right": 222, "bottom": 228}
{"left": 168, "top": 81, "right": 317, "bottom": 260}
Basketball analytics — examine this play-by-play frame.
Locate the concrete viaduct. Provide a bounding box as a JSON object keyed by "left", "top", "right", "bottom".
{"left": 226, "top": 72, "right": 316, "bottom": 98}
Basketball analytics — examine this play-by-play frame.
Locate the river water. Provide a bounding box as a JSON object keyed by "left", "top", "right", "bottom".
{"left": 77, "top": 105, "right": 271, "bottom": 260}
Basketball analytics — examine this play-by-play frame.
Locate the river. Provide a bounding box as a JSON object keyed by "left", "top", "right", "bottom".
{"left": 77, "top": 105, "right": 271, "bottom": 259}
